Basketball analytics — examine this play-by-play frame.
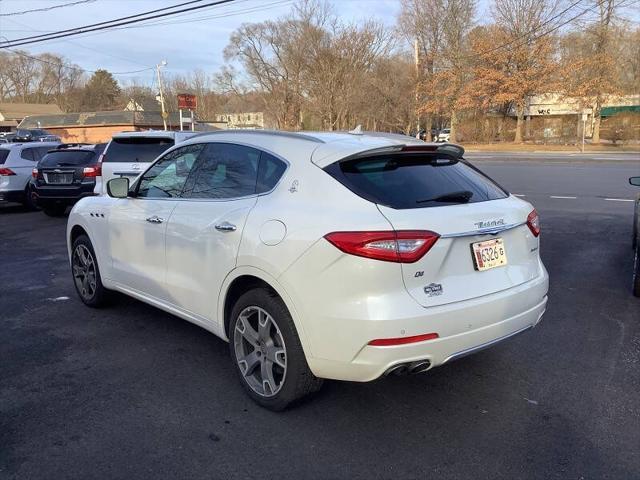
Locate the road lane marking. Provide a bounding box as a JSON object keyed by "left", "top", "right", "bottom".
{"left": 513, "top": 194, "right": 526, "bottom": 197}
{"left": 604, "top": 198, "right": 634, "bottom": 202}
{"left": 550, "top": 196, "right": 577, "bottom": 199}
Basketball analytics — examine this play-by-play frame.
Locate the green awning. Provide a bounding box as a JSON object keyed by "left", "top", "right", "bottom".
{"left": 601, "top": 105, "right": 640, "bottom": 117}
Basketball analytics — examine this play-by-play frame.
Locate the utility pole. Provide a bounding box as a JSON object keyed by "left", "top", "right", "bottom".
{"left": 156, "top": 60, "right": 168, "bottom": 130}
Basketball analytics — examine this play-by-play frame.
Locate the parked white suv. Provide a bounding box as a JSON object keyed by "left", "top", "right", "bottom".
{"left": 96, "top": 130, "right": 198, "bottom": 194}
{"left": 0, "top": 141, "right": 61, "bottom": 208}
{"left": 67, "top": 130, "right": 548, "bottom": 410}
{"left": 437, "top": 128, "right": 451, "bottom": 142}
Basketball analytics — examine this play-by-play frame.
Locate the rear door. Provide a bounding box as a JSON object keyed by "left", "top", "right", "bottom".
{"left": 100, "top": 136, "right": 175, "bottom": 191}
{"left": 324, "top": 152, "right": 541, "bottom": 307}
{"left": 164, "top": 143, "right": 271, "bottom": 321}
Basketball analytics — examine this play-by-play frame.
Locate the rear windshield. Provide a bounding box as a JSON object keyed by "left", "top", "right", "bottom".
{"left": 324, "top": 153, "right": 508, "bottom": 209}
{"left": 40, "top": 150, "right": 96, "bottom": 167}
{"left": 0, "top": 149, "right": 9, "bottom": 164}
{"left": 104, "top": 137, "right": 174, "bottom": 163}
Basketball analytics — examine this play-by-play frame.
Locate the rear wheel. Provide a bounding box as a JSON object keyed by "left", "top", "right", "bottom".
{"left": 229, "top": 288, "right": 322, "bottom": 411}
{"left": 71, "top": 234, "right": 110, "bottom": 307}
{"left": 43, "top": 204, "right": 67, "bottom": 217}
{"left": 23, "top": 185, "right": 39, "bottom": 211}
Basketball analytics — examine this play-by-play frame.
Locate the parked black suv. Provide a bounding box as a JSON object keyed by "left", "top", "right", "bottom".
{"left": 30, "top": 143, "right": 106, "bottom": 216}
{"left": 14, "top": 128, "right": 61, "bottom": 143}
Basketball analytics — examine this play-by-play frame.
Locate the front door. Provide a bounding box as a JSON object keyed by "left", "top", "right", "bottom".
{"left": 108, "top": 144, "right": 204, "bottom": 300}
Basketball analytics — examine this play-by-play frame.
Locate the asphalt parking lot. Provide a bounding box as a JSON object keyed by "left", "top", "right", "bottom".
{"left": 1, "top": 154, "right": 639, "bottom": 480}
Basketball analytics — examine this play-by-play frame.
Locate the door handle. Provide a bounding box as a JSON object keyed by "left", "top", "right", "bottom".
{"left": 146, "top": 215, "right": 164, "bottom": 224}
{"left": 215, "top": 221, "right": 237, "bottom": 232}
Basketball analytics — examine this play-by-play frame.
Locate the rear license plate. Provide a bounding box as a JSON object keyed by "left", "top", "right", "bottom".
{"left": 45, "top": 173, "right": 74, "bottom": 184}
{"left": 471, "top": 238, "right": 508, "bottom": 271}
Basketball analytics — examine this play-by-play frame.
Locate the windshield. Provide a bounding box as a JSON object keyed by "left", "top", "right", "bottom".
{"left": 40, "top": 150, "right": 96, "bottom": 167}
{"left": 104, "top": 137, "right": 174, "bottom": 163}
{"left": 324, "top": 153, "right": 508, "bottom": 209}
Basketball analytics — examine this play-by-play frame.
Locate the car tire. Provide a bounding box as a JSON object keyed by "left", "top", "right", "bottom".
{"left": 229, "top": 288, "right": 323, "bottom": 411}
{"left": 71, "top": 234, "right": 111, "bottom": 308}
{"left": 23, "top": 185, "right": 39, "bottom": 211}
{"left": 43, "top": 205, "right": 67, "bottom": 217}
{"left": 633, "top": 241, "right": 640, "bottom": 298}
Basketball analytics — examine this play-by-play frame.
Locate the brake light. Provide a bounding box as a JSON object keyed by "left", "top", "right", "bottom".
{"left": 527, "top": 209, "right": 540, "bottom": 237}
{"left": 324, "top": 230, "right": 439, "bottom": 263}
{"left": 32, "top": 168, "right": 38, "bottom": 178}
{"left": 369, "top": 332, "right": 439, "bottom": 346}
{"left": 0, "top": 167, "right": 15, "bottom": 176}
{"left": 83, "top": 165, "right": 101, "bottom": 177}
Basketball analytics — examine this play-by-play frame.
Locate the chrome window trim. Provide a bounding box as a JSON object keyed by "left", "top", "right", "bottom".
{"left": 440, "top": 221, "right": 526, "bottom": 238}
{"left": 131, "top": 140, "right": 290, "bottom": 203}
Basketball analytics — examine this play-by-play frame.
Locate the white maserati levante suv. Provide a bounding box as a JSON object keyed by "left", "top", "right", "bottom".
{"left": 66, "top": 130, "right": 548, "bottom": 410}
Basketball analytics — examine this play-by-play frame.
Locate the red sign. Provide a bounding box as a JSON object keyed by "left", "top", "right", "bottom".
{"left": 177, "top": 93, "right": 197, "bottom": 110}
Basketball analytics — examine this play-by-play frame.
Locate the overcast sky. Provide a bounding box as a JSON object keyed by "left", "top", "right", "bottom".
{"left": 1, "top": 0, "right": 637, "bottom": 87}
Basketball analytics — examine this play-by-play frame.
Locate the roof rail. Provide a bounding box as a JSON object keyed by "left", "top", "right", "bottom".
{"left": 198, "top": 129, "right": 325, "bottom": 144}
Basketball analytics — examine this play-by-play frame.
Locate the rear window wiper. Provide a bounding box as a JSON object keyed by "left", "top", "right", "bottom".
{"left": 416, "top": 190, "right": 474, "bottom": 204}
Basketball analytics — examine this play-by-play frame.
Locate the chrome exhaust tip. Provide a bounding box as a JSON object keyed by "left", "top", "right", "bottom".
{"left": 384, "top": 363, "right": 409, "bottom": 376}
{"left": 408, "top": 360, "right": 431, "bottom": 374}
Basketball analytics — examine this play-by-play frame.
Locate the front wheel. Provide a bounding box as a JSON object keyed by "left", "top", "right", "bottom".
{"left": 71, "top": 234, "right": 110, "bottom": 307}
{"left": 23, "top": 185, "right": 39, "bottom": 211}
{"left": 229, "top": 288, "right": 322, "bottom": 411}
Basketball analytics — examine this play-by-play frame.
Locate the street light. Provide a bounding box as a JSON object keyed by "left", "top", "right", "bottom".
{"left": 156, "top": 60, "right": 168, "bottom": 130}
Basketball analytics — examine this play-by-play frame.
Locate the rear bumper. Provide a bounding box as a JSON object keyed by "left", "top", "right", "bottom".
{"left": 304, "top": 270, "right": 549, "bottom": 382}
{"left": 32, "top": 183, "right": 96, "bottom": 206}
{"left": 0, "top": 189, "right": 25, "bottom": 203}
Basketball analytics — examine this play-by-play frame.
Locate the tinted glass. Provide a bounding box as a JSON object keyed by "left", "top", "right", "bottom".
{"left": 324, "top": 153, "right": 508, "bottom": 209}
{"left": 40, "top": 151, "right": 96, "bottom": 167}
{"left": 33, "top": 146, "right": 53, "bottom": 161}
{"left": 186, "top": 143, "right": 260, "bottom": 199}
{"left": 104, "top": 137, "right": 174, "bottom": 163}
{"left": 257, "top": 152, "right": 287, "bottom": 193}
{"left": 0, "top": 149, "right": 9, "bottom": 164}
{"left": 20, "top": 148, "right": 35, "bottom": 161}
{"left": 137, "top": 144, "right": 203, "bottom": 198}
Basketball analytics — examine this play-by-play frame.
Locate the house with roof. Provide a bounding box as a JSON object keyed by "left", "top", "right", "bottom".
{"left": 0, "top": 102, "right": 63, "bottom": 132}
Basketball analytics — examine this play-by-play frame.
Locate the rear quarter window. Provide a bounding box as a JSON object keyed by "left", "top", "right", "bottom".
{"left": 0, "top": 149, "right": 9, "bottom": 164}
{"left": 324, "top": 153, "right": 508, "bottom": 209}
{"left": 104, "top": 137, "right": 174, "bottom": 163}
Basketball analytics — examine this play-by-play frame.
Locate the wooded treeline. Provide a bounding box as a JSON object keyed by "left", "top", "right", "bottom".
{"left": 1, "top": 0, "right": 638, "bottom": 143}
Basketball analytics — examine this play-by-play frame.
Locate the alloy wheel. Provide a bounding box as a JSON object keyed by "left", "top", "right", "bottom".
{"left": 233, "top": 306, "right": 287, "bottom": 397}
{"left": 72, "top": 244, "right": 97, "bottom": 301}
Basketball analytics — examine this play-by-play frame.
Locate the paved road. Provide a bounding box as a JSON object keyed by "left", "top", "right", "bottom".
{"left": 1, "top": 157, "right": 639, "bottom": 480}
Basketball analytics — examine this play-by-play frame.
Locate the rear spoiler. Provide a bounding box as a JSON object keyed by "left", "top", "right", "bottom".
{"left": 350, "top": 143, "right": 465, "bottom": 160}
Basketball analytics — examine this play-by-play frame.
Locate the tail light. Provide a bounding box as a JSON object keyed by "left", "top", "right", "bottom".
{"left": 324, "top": 230, "right": 439, "bottom": 263}
{"left": 83, "top": 165, "right": 101, "bottom": 177}
{"left": 0, "top": 167, "right": 16, "bottom": 176}
{"left": 32, "top": 168, "right": 38, "bottom": 178}
{"left": 527, "top": 209, "right": 540, "bottom": 237}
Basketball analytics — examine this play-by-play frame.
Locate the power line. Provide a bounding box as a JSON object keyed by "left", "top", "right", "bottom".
{"left": 1, "top": 0, "right": 236, "bottom": 49}
{"left": 0, "top": 0, "right": 96, "bottom": 17}
{"left": 3, "top": 48, "right": 155, "bottom": 76}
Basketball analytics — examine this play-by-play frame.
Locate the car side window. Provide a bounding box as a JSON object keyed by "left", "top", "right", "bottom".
{"left": 20, "top": 148, "right": 36, "bottom": 161}
{"left": 185, "top": 143, "right": 260, "bottom": 199}
{"left": 136, "top": 144, "right": 204, "bottom": 199}
{"left": 35, "top": 147, "right": 53, "bottom": 161}
{"left": 257, "top": 152, "right": 287, "bottom": 193}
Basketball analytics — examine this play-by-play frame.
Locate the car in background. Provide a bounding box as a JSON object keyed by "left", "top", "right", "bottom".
{"left": 67, "top": 130, "right": 548, "bottom": 410}
{"left": 97, "top": 130, "right": 199, "bottom": 194}
{"left": 630, "top": 176, "right": 640, "bottom": 297}
{"left": 13, "top": 128, "right": 61, "bottom": 143}
{"left": 31, "top": 143, "right": 106, "bottom": 217}
{"left": 437, "top": 128, "right": 451, "bottom": 142}
{"left": 0, "top": 141, "right": 61, "bottom": 209}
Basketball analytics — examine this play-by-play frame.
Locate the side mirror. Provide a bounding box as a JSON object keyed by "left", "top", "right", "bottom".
{"left": 629, "top": 177, "right": 640, "bottom": 187}
{"left": 107, "top": 177, "right": 130, "bottom": 198}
